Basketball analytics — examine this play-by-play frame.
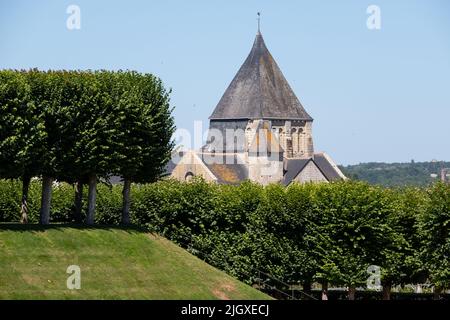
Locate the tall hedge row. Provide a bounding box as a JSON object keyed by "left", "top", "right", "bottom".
{"left": 0, "top": 178, "right": 448, "bottom": 299}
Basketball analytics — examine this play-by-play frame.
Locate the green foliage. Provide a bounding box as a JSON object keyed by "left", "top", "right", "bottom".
{"left": 420, "top": 182, "right": 450, "bottom": 288}
{"left": 0, "top": 69, "right": 175, "bottom": 223}
{"left": 0, "top": 178, "right": 447, "bottom": 291}
{"left": 285, "top": 183, "right": 321, "bottom": 286}
{"left": 110, "top": 71, "right": 175, "bottom": 182}
{"left": 0, "top": 180, "right": 25, "bottom": 222}
{"left": 308, "top": 181, "right": 396, "bottom": 287}
{"left": 131, "top": 178, "right": 220, "bottom": 238}
{"left": 0, "top": 179, "right": 122, "bottom": 224}
{"left": 381, "top": 187, "right": 427, "bottom": 286}
{"left": 341, "top": 161, "right": 450, "bottom": 187}
{"left": 0, "top": 70, "right": 45, "bottom": 180}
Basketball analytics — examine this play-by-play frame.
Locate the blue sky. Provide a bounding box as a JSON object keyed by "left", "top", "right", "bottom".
{"left": 1, "top": 0, "right": 449, "bottom": 165}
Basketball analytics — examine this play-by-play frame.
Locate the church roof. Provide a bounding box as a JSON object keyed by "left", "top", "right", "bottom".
{"left": 282, "top": 158, "right": 313, "bottom": 185}
{"left": 314, "top": 153, "right": 347, "bottom": 181}
{"left": 202, "top": 154, "right": 248, "bottom": 185}
{"left": 209, "top": 32, "right": 313, "bottom": 121}
{"left": 281, "top": 153, "right": 346, "bottom": 185}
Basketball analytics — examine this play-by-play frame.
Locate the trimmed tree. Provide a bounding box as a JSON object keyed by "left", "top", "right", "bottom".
{"left": 378, "top": 187, "right": 427, "bottom": 299}
{"left": 0, "top": 70, "right": 46, "bottom": 223}
{"left": 313, "top": 181, "right": 396, "bottom": 300}
{"left": 109, "top": 71, "right": 175, "bottom": 224}
{"left": 420, "top": 182, "right": 450, "bottom": 299}
{"left": 72, "top": 71, "right": 116, "bottom": 225}
{"left": 285, "top": 182, "right": 322, "bottom": 297}
{"left": 50, "top": 70, "right": 90, "bottom": 223}
{"left": 26, "top": 70, "right": 68, "bottom": 224}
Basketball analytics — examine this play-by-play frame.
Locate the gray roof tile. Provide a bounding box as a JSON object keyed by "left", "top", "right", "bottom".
{"left": 314, "top": 153, "right": 342, "bottom": 181}
{"left": 200, "top": 154, "right": 248, "bottom": 185}
{"left": 209, "top": 32, "right": 313, "bottom": 121}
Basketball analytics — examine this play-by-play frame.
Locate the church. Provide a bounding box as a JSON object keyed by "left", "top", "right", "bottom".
{"left": 167, "top": 30, "right": 346, "bottom": 185}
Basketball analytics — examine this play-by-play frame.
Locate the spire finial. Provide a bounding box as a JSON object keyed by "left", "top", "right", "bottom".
{"left": 257, "top": 12, "right": 261, "bottom": 33}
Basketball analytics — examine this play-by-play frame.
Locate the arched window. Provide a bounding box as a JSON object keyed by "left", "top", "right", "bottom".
{"left": 184, "top": 172, "right": 194, "bottom": 182}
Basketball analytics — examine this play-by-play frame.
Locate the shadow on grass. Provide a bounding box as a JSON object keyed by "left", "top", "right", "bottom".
{"left": 0, "top": 222, "right": 148, "bottom": 235}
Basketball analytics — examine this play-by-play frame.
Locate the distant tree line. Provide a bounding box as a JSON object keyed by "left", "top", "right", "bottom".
{"left": 341, "top": 161, "right": 450, "bottom": 187}
{"left": 0, "top": 69, "right": 175, "bottom": 225}
{"left": 0, "top": 178, "right": 448, "bottom": 300}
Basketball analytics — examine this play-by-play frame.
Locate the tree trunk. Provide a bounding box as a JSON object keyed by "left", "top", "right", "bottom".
{"left": 121, "top": 178, "right": 131, "bottom": 225}
{"left": 39, "top": 176, "right": 53, "bottom": 225}
{"left": 382, "top": 284, "right": 391, "bottom": 300}
{"left": 74, "top": 180, "right": 83, "bottom": 223}
{"left": 348, "top": 286, "right": 356, "bottom": 300}
{"left": 321, "top": 282, "right": 328, "bottom": 300}
{"left": 303, "top": 281, "right": 311, "bottom": 299}
{"left": 301, "top": 281, "right": 311, "bottom": 300}
{"left": 415, "top": 284, "right": 423, "bottom": 294}
{"left": 433, "top": 286, "right": 442, "bottom": 300}
{"left": 86, "top": 174, "right": 97, "bottom": 225}
{"left": 20, "top": 176, "right": 31, "bottom": 224}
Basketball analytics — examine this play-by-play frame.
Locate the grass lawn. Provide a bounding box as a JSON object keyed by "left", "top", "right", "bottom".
{"left": 0, "top": 224, "right": 270, "bottom": 300}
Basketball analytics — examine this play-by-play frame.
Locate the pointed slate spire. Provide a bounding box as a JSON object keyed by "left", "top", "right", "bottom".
{"left": 209, "top": 32, "right": 312, "bottom": 121}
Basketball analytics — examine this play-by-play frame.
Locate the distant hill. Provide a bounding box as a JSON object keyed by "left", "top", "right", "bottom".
{"left": 340, "top": 161, "right": 450, "bottom": 187}
{"left": 0, "top": 225, "right": 269, "bottom": 300}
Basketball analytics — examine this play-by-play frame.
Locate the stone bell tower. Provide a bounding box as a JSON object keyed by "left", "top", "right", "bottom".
{"left": 168, "top": 25, "right": 346, "bottom": 185}
{"left": 206, "top": 30, "right": 314, "bottom": 161}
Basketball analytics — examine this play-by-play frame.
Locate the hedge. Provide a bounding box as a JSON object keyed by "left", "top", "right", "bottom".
{"left": 0, "top": 178, "right": 448, "bottom": 298}
{"left": 0, "top": 179, "right": 122, "bottom": 224}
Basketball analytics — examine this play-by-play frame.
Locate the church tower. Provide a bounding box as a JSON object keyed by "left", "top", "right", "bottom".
{"left": 206, "top": 31, "right": 315, "bottom": 160}
{"left": 168, "top": 25, "right": 346, "bottom": 185}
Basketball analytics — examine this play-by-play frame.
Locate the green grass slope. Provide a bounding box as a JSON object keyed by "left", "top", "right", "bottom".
{"left": 0, "top": 225, "right": 269, "bottom": 300}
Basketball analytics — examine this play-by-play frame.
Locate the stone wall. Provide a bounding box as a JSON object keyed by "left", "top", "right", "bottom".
{"left": 206, "top": 120, "right": 248, "bottom": 152}
{"left": 248, "top": 155, "right": 284, "bottom": 185}
{"left": 170, "top": 151, "right": 217, "bottom": 182}
{"left": 270, "top": 120, "right": 314, "bottom": 158}
{"left": 292, "top": 161, "right": 328, "bottom": 183}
